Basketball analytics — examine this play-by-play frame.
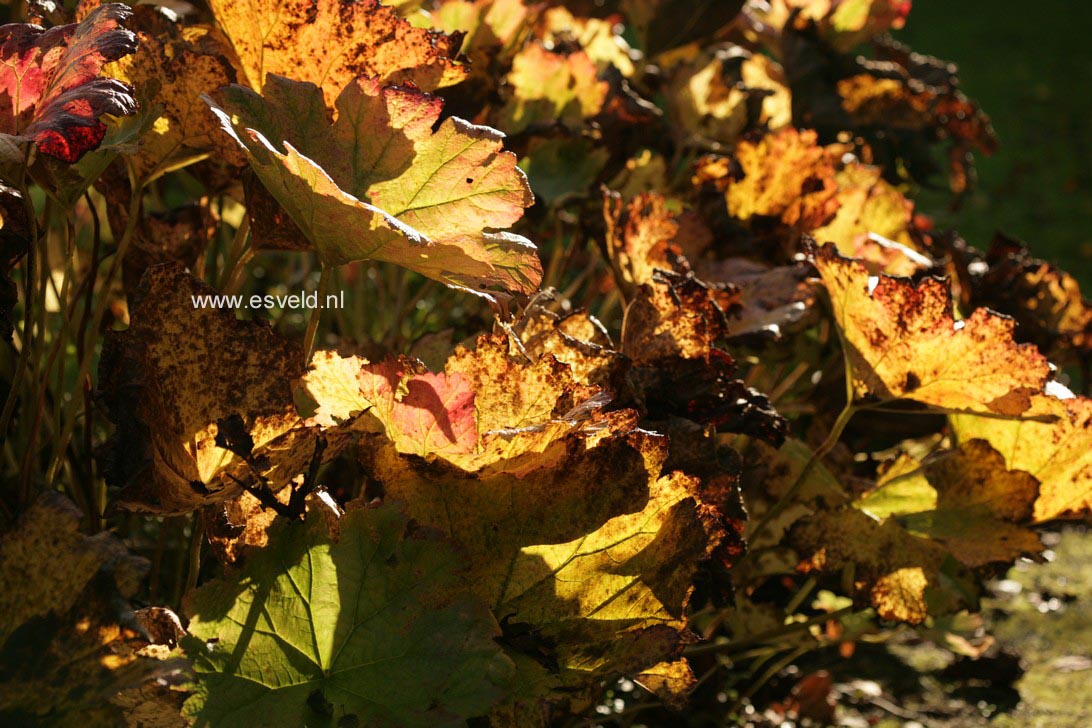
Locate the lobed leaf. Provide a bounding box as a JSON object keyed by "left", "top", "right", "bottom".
{"left": 810, "top": 242, "right": 1051, "bottom": 416}
{"left": 208, "top": 75, "right": 540, "bottom": 300}
{"left": 0, "top": 4, "right": 137, "bottom": 165}
{"left": 183, "top": 505, "right": 513, "bottom": 727}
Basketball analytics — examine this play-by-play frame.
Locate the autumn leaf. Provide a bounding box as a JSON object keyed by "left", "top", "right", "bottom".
{"left": 98, "top": 264, "right": 338, "bottom": 514}
{"left": 208, "top": 0, "right": 466, "bottom": 106}
{"left": 356, "top": 357, "right": 478, "bottom": 458}
{"left": 955, "top": 233, "right": 1092, "bottom": 365}
{"left": 791, "top": 508, "right": 975, "bottom": 623}
{"left": 810, "top": 242, "right": 1051, "bottom": 416}
{"left": 183, "top": 504, "right": 513, "bottom": 727}
{"left": 663, "top": 43, "right": 791, "bottom": 148}
{"left": 0, "top": 493, "right": 169, "bottom": 724}
{"left": 0, "top": 3, "right": 137, "bottom": 165}
{"left": 208, "top": 75, "right": 541, "bottom": 300}
{"left": 104, "top": 8, "right": 242, "bottom": 180}
{"left": 496, "top": 43, "right": 608, "bottom": 134}
{"left": 951, "top": 394, "right": 1092, "bottom": 522}
{"left": 856, "top": 439, "right": 1043, "bottom": 567}
{"left": 304, "top": 334, "right": 724, "bottom": 704}
{"left": 747, "top": 0, "right": 911, "bottom": 53}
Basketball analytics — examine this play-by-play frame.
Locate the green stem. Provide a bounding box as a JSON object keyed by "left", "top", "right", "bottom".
{"left": 685, "top": 605, "right": 855, "bottom": 657}
{"left": 303, "top": 265, "right": 332, "bottom": 360}
{"left": 747, "top": 400, "right": 856, "bottom": 543}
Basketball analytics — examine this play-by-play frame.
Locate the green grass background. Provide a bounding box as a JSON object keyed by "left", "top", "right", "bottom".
{"left": 898, "top": 0, "right": 1092, "bottom": 288}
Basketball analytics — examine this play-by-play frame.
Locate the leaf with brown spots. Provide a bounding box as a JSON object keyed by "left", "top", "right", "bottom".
{"left": 951, "top": 394, "right": 1092, "bottom": 522}
{"left": 0, "top": 3, "right": 137, "bottom": 166}
{"left": 0, "top": 493, "right": 169, "bottom": 724}
{"left": 208, "top": 0, "right": 466, "bottom": 106}
{"left": 98, "top": 264, "right": 342, "bottom": 514}
{"left": 301, "top": 334, "right": 727, "bottom": 703}
{"left": 208, "top": 75, "right": 540, "bottom": 300}
{"left": 104, "top": 8, "right": 243, "bottom": 180}
{"left": 810, "top": 242, "right": 1051, "bottom": 416}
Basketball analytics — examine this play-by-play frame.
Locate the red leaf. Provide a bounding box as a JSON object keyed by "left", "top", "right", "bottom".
{"left": 0, "top": 4, "right": 137, "bottom": 163}
{"left": 357, "top": 357, "right": 478, "bottom": 457}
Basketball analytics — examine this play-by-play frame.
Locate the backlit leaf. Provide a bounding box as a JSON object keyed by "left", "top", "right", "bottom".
{"left": 208, "top": 75, "right": 540, "bottom": 300}
{"left": 0, "top": 3, "right": 137, "bottom": 165}
{"left": 810, "top": 242, "right": 1050, "bottom": 415}
{"left": 951, "top": 394, "right": 1092, "bottom": 522}
{"left": 182, "top": 504, "right": 513, "bottom": 727}
{"left": 208, "top": 0, "right": 466, "bottom": 106}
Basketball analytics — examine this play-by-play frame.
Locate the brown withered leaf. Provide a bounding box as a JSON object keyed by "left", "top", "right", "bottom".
{"left": 960, "top": 234, "right": 1092, "bottom": 364}
{"left": 695, "top": 258, "right": 817, "bottom": 342}
{"left": 810, "top": 242, "right": 1051, "bottom": 416}
{"left": 515, "top": 303, "right": 625, "bottom": 391}
{"left": 98, "top": 264, "right": 339, "bottom": 514}
{"left": 623, "top": 269, "right": 788, "bottom": 443}
{"left": 0, "top": 493, "right": 170, "bottom": 724}
{"left": 951, "top": 394, "right": 1092, "bottom": 522}
{"left": 208, "top": 0, "right": 466, "bottom": 106}
{"left": 602, "top": 190, "right": 699, "bottom": 297}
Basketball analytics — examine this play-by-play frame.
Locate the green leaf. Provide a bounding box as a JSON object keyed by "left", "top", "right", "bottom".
{"left": 182, "top": 505, "right": 513, "bottom": 727}
{"left": 206, "top": 75, "right": 540, "bottom": 301}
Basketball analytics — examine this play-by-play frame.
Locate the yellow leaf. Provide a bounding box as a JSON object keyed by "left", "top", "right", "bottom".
{"left": 811, "top": 242, "right": 1051, "bottom": 416}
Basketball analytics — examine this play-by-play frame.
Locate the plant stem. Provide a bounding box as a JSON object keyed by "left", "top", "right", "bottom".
{"left": 303, "top": 265, "right": 331, "bottom": 360}
{"left": 746, "top": 400, "right": 856, "bottom": 543}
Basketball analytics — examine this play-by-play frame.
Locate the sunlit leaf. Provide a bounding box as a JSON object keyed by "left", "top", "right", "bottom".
{"left": 183, "top": 504, "right": 513, "bottom": 727}
{"left": 0, "top": 3, "right": 137, "bottom": 166}
{"left": 810, "top": 242, "right": 1051, "bottom": 415}
{"left": 208, "top": 75, "right": 540, "bottom": 300}
{"left": 208, "top": 0, "right": 466, "bottom": 106}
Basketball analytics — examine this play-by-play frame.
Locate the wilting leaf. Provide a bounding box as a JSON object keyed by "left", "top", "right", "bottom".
{"left": 182, "top": 505, "right": 513, "bottom": 727}
{"left": 603, "top": 190, "right": 698, "bottom": 296}
{"left": 0, "top": 493, "right": 166, "bottom": 724}
{"left": 208, "top": 0, "right": 465, "bottom": 105}
{"left": 0, "top": 4, "right": 137, "bottom": 166}
{"left": 696, "top": 258, "right": 817, "bottom": 342}
{"left": 98, "top": 264, "right": 335, "bottom": 514}
{"left": 810, "top": 242, "right": 1050, "bottom": 416}
{"left": 856, "top": 440, "right": 1043, "bottom": 567}
{"left": 951, "top": 394, "right": 1092, "bottom": 522}
{"left": 208, "top": 75, "right": 540, "bottom": 300}
{"left": 955, "top": 234, "right": 1092, "bottom": 364}
{"left": 105, "top": 9, "right": 242, "bottom": 180}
